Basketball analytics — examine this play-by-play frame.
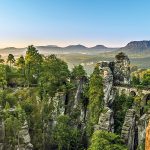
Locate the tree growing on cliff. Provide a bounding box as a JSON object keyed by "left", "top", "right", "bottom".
{"left": 88, "top": 130, "right": 127, "bottom": 150}
{"left": 87, "top": 66, "right": 104, "bottom": 135}
{"left": 71, "top": 65, "right": 86, "bottom": 79}
{"left": 52, "top": 115, "right": 81, "bottom": 150}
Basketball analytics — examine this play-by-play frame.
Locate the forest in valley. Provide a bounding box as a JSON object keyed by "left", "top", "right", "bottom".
{"left": 0, "top": 46, "right": 150, "bottom": 150}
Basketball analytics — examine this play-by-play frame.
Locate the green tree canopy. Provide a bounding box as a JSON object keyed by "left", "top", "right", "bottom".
{"left": 71, "top": 65, "right": 86, "bottom": 79}
{"left": 7, "top": 54, "right": 15, "bottom": 68}
{"left": 88, "top": 130, "right": 127, "bottom": 150}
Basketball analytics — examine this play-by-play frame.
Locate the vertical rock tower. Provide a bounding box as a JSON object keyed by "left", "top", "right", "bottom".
{"left": 94, "top": 52, "right": 130, "bottom": 133}
{"left": 113, "top": 52, "right": 130, "bottom": 85}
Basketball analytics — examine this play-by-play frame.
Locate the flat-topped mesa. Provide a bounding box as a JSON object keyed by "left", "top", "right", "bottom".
{"left": 98, "top": 52, "right": 131, "bottom": 86}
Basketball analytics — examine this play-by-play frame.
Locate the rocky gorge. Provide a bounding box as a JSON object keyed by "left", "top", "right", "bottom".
{"left": 0, "top": 51, "right": 149, "bottom": 150}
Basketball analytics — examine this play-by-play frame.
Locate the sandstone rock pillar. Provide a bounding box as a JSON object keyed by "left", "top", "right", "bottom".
{"left": 145, "top": 120, "right": 150, "bottom": 150}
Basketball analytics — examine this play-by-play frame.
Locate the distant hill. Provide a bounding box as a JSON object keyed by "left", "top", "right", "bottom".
{"left": 90, "top": 45, "right": 107, "bottom": 50}
{"left": 64, "top": 44, "right": 87, "bottom": 50}
{"left": 36, "top": 44, "right": 115, "bottom": 52}
{"left": 118, "top": 40, "right": 150, "bottom": 53}
{"left": 1, "top": 41, "right": 150, "bottom": 71}
{"left": 0, "top": 44, "right": 116, "bottom": 57}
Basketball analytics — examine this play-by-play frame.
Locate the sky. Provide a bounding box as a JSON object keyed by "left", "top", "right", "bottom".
{"left": 0, "top": 0, "right": 150, "bottom": 48}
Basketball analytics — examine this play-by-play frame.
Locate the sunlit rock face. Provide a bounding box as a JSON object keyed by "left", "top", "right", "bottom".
{"left": 98, "top": 61, "right": 115, "bottom": 106}
{"left": 113, "top": 52, "right": 130, "bottom": 85}
{"left": 121, "top": 109, "right": 136, "bottom": 150}
{"left": 17, "top": 121, "right": 33, "bottom": 150}
{"left": 94, "top": 107, "right": 114, "bottom": 132}
{"left": 145, "top": 120, "right": 150, "bottom": 150}
{"left": 94, "top": 61, "right": 115, "bottom": 132}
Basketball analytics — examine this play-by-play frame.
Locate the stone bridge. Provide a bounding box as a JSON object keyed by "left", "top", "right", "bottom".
{"left": 114, "top": 85, "right": 150, "bottom": 100}
{"left": 97, "top": 53, "right": 150, "bottom": 150}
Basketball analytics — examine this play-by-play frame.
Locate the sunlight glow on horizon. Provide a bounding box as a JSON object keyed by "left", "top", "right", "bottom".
{"left": 1, "top": 0, "right": 150, "bottom": 48}
{"left": 0, "top": 39, "right": 129, "bottom": 48}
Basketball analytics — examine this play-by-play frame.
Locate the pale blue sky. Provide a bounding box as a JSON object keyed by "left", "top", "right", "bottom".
{"left": 0, "top": 0, "right": 150, "bottom": 47}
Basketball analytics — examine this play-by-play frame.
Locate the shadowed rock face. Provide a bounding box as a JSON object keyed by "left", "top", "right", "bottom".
{"left": 145, "top": 121, "right": 150, "bottom": 150}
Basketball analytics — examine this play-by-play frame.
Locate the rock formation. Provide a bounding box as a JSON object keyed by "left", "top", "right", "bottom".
{"left": 145, "top": 120, "right": 150, "bottom": 150}
{"left": 94, "top": 107, "right": 114, "bottom": 132}
{"left": 99, "top": 61, "right": 114, "bottom": 106}
{"left": 94, "top": 61, "right": 115, "bottom": 132}
{"left": 0, "top": 107, "right": 33, "bottom": 150}
{"left": 95, "top": 53, "right": 131, "bottom": 133}
{"left": 18, "top": 121, "right": 33, "bottom": 150}
{"left": 114, "top": 52, "right": 130, "bottom": 85}
{"left": 121, "top": 109, "right": 136, "bottom": 150}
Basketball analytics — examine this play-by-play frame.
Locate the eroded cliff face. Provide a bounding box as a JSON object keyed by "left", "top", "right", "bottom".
{"left": 17, "top": 121, "right": 33, "bottom": 150}
{"left": 94, "top": 61, "right": 115, "bottom": 132}
{"left": 121, "top": 109, "right": 136, "bottom": 150}
{"left": 114, "top": 52, "right": 130, "bottom": 85}
{"left": 1, "top": 52, "right": 149, "bottom": 150}
{"left": 96, "top": 53, "right": 150, "bottom": 150}
{"left": 94, "top": 53, "right": 131, "bottom": 134}
{"left": 94, "top": 107, "right": 114, "bottom": 132}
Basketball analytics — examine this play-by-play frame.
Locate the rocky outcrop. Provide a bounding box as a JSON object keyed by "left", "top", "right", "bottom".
{"left": 74, "top": 79, "right": 83, "bottom": 109}
{"left": 121, "top": 109, "right": 136, "bottom": 150}
{"left": 114, "top": 52, "right": 130, "bottom": 85}
{"left": 18, "top": 121, "right": 33, "bottom": 150}
{"left": 52, "top": 93, "right": 66, "bottom": 118}
{"left": 94, "top": 107, "right": 114, "bottom": 132}
{"left": 0, "top": 106, "right": 33, "bottom": 150}
{"left": 99, "top": 61, "right": 115, "bottom": 106}
{"left": 145, "top": 120, "right": 150, "bottom": 150}
{"left": 95, "top": 61, "right": 115, "bottom": 132}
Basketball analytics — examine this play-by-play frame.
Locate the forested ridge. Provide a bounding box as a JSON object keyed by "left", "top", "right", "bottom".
{"left": 0, "top": 46, "right": 150, "bottom": 150}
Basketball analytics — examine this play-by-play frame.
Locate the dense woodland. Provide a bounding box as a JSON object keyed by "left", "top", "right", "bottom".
{"left": 0, "top": 46, "right": 150, "bottom": 150}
